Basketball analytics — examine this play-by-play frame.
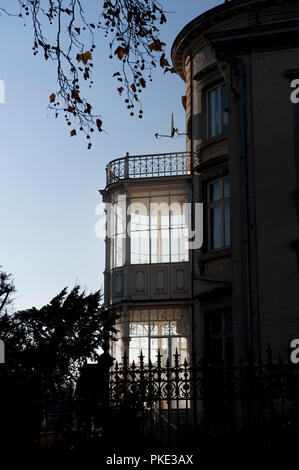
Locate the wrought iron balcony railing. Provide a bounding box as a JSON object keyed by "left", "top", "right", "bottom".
{"left": 106, "top": 151, "right": 191, "bottom": 186}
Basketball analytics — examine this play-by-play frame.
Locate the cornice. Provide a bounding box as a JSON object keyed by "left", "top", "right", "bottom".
{"left": 171, "top": 0, "right": 299, "bottom": 80}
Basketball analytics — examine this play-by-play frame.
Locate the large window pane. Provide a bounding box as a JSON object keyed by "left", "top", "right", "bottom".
{"left": 126, "top": 187, "right": 189, "bottom": 264}
{"left": 115, "top": 233, "right": 125, "bottom": 267}
{"left": 161, "top": 338, "right": 169, "bottom": 366}
{"left": 125, "top": 309, "right": 189, "bottom": 366}
{"left": 150, "top": 229, "right": 159, "bottom": 263}
{"left": 161, "top": 228, "right": 170, "bottom": 262}
{"left": 210, "top": 181, "right": 221, "bottom": 202}
{"left": 208, "top": 179, "right": 230, "bottom": 251}
{"left": 208, "top": 84, "right": 228, "bottom": 138}
{"left": 131, "top": 230, "right": 149, "bottom": 264}
{"left": 129, "top": 322, "right": 149, "bottom": 336}
{"left": 171, "top": 227, "right": 188, "bottom": 262}
{"left": 170, "top": 195, "right": 187, "bottom": 227}
{"left": 151, "top": 228, "right": 170, "bottom": 263}
{"left": 171, "top": 337, "right": 188, "bottom": 364}
{"left": 205, "top": 310, "right": 233, "bottom": 365}
{"left": 224, "top": 178, "right": 230, "bottom": 198}
{"left": 150, "top": 338, "right": 159, "bottom": 364}
{"left": 111, "top": 196, "right": 126, "bottom": 268}
{"left": 150, "top": 196, "right": 169, "bottom": 229}
{"left": 211, "top": 206, "right": 222, "bottom": 249}
{"left": 224, "top": 203, "right": 231, "bottom": 247}
{"left": 130, "top": 198, "right": 149, "bottom": 231}
{"left": 129, "top": 337, "right": 149, "bottom": 364}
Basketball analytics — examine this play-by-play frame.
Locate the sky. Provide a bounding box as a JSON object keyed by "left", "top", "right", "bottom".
{"left": 0, "top": 0, "right": 223, "bottom": 311}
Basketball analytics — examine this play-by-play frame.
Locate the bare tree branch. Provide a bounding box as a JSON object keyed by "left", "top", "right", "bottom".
{"left": 0, "top": 0, "right": 174, "bottom": 148}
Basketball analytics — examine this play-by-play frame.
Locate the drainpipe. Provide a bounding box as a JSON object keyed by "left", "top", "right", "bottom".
{"left": 190, "top": 51, "right": 195, "bottom": 357}
{"left": 189, "top": 52, "right": 195, "bottom": 362}
{"left": 207, "top": 49, "right": 253, "bottom": 358}
{"left": 185, "top": 45, "right": 254, "bottom": 425}
{"left": 189, "top": 52, "right": 198, "bottom": 432}
{"left": 238, "top": 60, "right": 253, "bottom": 359}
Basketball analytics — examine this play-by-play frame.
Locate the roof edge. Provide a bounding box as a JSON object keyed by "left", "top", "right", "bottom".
{"left": 171, "top": 0, "right": 296, "bottom": 80}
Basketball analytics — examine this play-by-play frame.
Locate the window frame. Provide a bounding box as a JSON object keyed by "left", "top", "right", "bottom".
{"left": 129, "top": 190, "right": 189, "bottom": 266}
{"left": 207, "top": 177, "right": 231, "bottom": 252}
{"left": 110, "top": 193, "right": 126, "bottom": 269}
{"left": 207, "top": 83, "right": 228, "bottom": 139}
{"left": 205, "top": 310, "right": 233, "bottom": 365}
{"left": 117, "top": 308, "right": 190, "bottom": 366}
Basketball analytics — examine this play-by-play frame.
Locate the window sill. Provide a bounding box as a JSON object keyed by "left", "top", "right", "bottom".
{"left": 197, "top": 134, "right": 228, "bottom": 153}
{"left": 198, "top": 247, "right": 232, "bottom": 263}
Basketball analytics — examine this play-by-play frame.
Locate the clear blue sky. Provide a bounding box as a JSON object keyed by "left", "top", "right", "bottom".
{"left": 0, "top": 0, "right": 223, "bottom": 310}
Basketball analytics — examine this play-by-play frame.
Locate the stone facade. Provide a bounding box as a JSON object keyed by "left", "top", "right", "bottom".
{"left": 172, "top": 0, "right": 299, "bottom": 361}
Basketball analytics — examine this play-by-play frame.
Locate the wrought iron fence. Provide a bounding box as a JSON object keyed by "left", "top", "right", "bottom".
{"left": 108, "top": 350, "right": 299, "bottom": 447}
{"left": 106, "top": 151, "right": 191, "bottom": 185}
{"left": 2, "top": 350, "right": 298, "bottom": 452}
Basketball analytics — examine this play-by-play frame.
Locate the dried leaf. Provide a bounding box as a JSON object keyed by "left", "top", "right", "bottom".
{"left": 96, "top": 119, "right": 103, "bottom": 132}
{"left": 71, "top": 89, "right": 82, "bottom": 103}
{"left": 160, "top": 54, "right": 170, "bottom": 68}
{"left": 49, "top": 93, "right": 56, "bottom": 103}
{"left": 85, "top": 103, "right": 92, "bottom": 114}
{"left": 164, "top": 66, "right": 178, "bottom": 74}
{"left": 70, "top": 129, "right": 76, "bottom": 137}
{"left": 131, "top": 83, "right": 136, "bottom": 93}
{"left": 148, "top": 40, "right": 165, "bottom": 52}
{"left": 117, "top": 87, "right": 124, "bottom": 95}
{"left": 77, "top": 51, "right": 92, "bottom": 65}
{"left": 139, "top": 78, "right": 146, "bottom": 88}
{"left": 114, "top": 46, "right": 128, "bottom": 60}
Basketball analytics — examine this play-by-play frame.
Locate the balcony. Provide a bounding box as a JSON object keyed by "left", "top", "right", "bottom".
{"left": 106, "top": 151, "right": 191, "bottom": 186}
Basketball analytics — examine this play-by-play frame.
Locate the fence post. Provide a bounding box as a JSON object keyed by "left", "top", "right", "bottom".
{"left": 124, "top": 152, "right": 129, "bottom": 179}
{"left": 0, "top": 340, "right": 4, "bottom": 364}
{"left": 97, "top": 351, "right": 114, "bottom": 442}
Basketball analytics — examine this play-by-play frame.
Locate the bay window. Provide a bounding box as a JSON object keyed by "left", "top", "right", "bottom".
{"left": 108, "top": 184, "right": 189, "bottom": 268}
{"left": 130, "top": 185, "right": 189, "bottom": 265}
{"left": 114, "top": 308, "right": 189, "bottom": 366}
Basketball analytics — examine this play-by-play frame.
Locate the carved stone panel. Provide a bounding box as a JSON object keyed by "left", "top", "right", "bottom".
{"left": 151, "top": 265, "right": 170, "bottom": 298}
{"left": 112, "top": 269, "right": 124, "bottom": 301}
{"left": 131, "top": 267, "right": 149, "bottom": 299}
{"left": 171, "top": 264, "right": 190, "bottom": 298}
{"left": 111, "top": 263, "right": 190, "bottom": 303}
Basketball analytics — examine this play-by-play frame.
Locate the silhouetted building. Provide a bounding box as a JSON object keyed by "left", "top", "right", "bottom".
{"left": 172, "top": 0, "right": 299, "bottom": 362}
